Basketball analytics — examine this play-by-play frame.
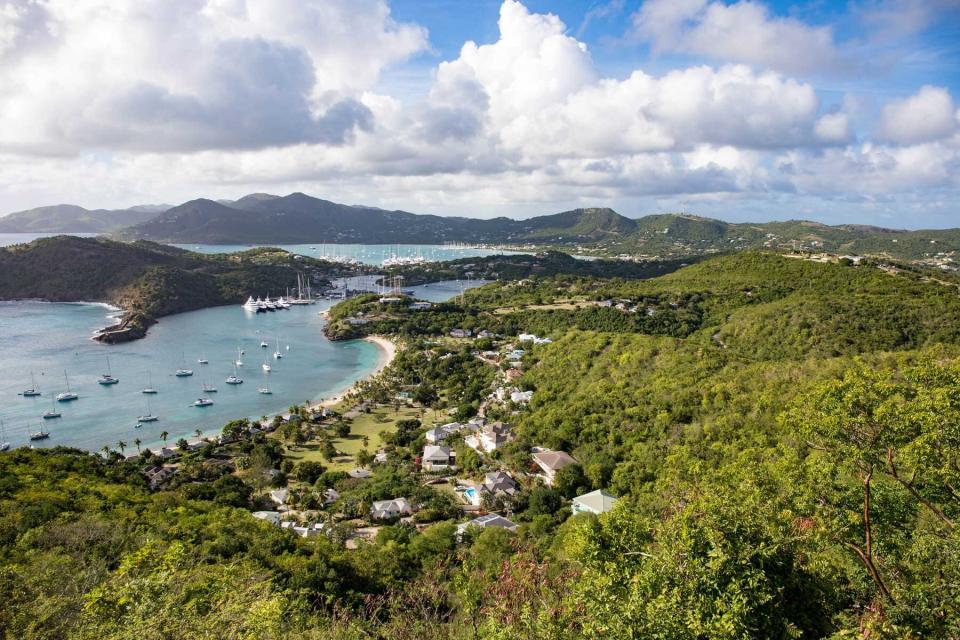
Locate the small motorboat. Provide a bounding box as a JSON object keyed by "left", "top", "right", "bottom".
{"left": 225, "top": 375, "right": 243, "bottom": 385}
{"left": 175, "top": 369, "right": 194, "bottom": 377}
{"left": 258, "top": 388, "right": 272, "bottom": 395}
{"left": 194, "top": 398, "right": 214, "bottom": 407}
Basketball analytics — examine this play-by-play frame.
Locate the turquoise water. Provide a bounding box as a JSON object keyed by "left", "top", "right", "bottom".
{"left": 0, "top": 280, "right": 479, "bottom": 452}
{"left": 173, "top": 243, "right": 518, "bottom": 265}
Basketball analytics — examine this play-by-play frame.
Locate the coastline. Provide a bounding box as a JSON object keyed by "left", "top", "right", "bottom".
{"left": 313, "top": 335, "right": 397, "bottom": 410}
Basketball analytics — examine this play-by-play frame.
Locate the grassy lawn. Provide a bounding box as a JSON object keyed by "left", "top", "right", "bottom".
{"left": 283, "top": 405, "right": 424, "bottom": 472}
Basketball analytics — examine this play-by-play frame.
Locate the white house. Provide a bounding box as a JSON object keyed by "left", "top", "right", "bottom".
{"left": 269, "top": 488, "right": 290, "bottom": 506}
{"left": 510, "top": 390, "right": 533, "bottom": 404}
{"left": 424, "top": 427, "right": 448, "bottom": 444}
{"left": 409, "top": 301, "right": 433, "bottom": 311}
{"left": 531, "top": 450, "right": 577, "bottom": 486}
{"left": 571, "top": 489, "right": 618, "bottom": 515}
{"left": 370, "top": 498, "right": 413, "bottom": 520}
{"left": 506, "top": 349, "right": 525, "bottom": 361}
{"left": 465, "top": 422, "right": 512, "bottom": 453}
{"left": 422, "top": 445, "right": 455, "bottom": 470}
{"left": 322, "top": 488, "right": 340, "bottom": 506}
{"left": 450, "top": 328, "right": 472, "bottom": 338}
{"left": 251, "top": 511, "right": 282, "bottom": 526}
{"left": 518, "top": 333, "right": 553, "bottom": 345}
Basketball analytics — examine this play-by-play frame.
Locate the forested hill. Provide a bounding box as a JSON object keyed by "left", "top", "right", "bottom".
{"left": 0, "top": 203, "right": 165, "bottom": 233}
{"left": 0, "top": 236, "right": 348, "bottom": 342}
{"left": 108, "top": 191, "right": 960, "bottom": 261}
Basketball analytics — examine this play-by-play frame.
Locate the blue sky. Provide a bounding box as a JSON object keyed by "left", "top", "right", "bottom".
{"left": 0, "top": 0, "right": 958, "bottom": 227}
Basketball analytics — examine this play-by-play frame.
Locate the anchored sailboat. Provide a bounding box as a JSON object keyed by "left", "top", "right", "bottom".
{"left": 56, "top": 370, "right": 78, "bottom": 402}
{"left": 138, "top": 396, "right": 159, "bottom": 423}
{"left": 142, "top": 372, "right": 158, "bottom": 394}
{"left": 43, "top": 396, "right": 61, "bottom": 420}
{"left": 98, "top": 356, "right": 119, "bottom": 385}
{"left": 175, "top": 352, "right": 194, "bottom": 377}
{"left": 273, "top": 336, "right": 283, "bottom": 360}
{"left": 20, "top": 371, "right": 41, "bottom": 397}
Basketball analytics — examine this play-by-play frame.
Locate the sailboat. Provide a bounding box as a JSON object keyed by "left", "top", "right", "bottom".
{"left": 260, "top": 340, "right": 269, "bottom": 348}
{"left": 142, "top": 372, "right": 158, "bottom": 394}
{"left": 137, "top": 396, "right": 159, "bottom": 423}
{"left": 273, "top": 336, "right": 283, "bottom": 360}
{"left": 56, "top": 370, "right": 78, "bottom": 402}
{"left": 225, "top": 362, "right": 243, "bottom": 385}
{"left": 175, "top": 352, "right": 194, "bottom": 377}
{"left": 201, "top": 381, "right": 218, "bottom": 393}
{"left": 197, "top": 351, "right": 209, "bottom": 365}
{"left": 43, "top": 396, "right": 61, "bottom": 420}
{"left": 29, "top": 426, "right": 50, "bottom": 441}
{"left": 20, "top": 371, "right": 41, "bottom": 397}
{"left": 0, "top": 420, "right": 10, "bottom": 451}
{"left": 235, "top": 347, "right": 244, "bottom": 367}
{"left": 262, "top": 354, "right": 271, "bottom": 373}
{"left": 98, "top": 356, "right": 119, "bottom": 385}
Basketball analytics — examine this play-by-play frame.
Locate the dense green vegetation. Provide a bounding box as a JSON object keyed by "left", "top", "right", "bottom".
{"left": 2, "top": 250, "right": 960, "bottom": 638}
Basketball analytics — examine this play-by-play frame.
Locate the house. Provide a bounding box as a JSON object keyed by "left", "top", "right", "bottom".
{"left": 409, "top": 301, "right": 433, "bottom": 311}
{"left": 571, "top": 489, "right": 619, "bottom": 515}
{"left": 422, "top": 445, "right": 455, "bottom": 470}
{"left": 517, "top": 333, "right": 553, "bottom": 345}
{"left": 506, "top": 349, "right": 525, "bottom": 361}
{"left": 456, "top": 514, "right": 518, "bottom": 539}
{"left": 371, "top": 498, "right": 413, "bottom": 520}
{"left": 346, "top": 317, "right": 370, "bottom": 326}
{"left": 505, "top": 369, "right": 524, "bottom": 382}
{"left": 424, "top": 426, "right": 448, "bottom": 444}
{"left": 322, "top": 488, "right": 340, "bottom": 506}
{"left": 477, "top": 329, "right": 497, "bottom": 339}
{"left": 348, "top": 468, "right": 372, "bottom": 479}
{"left": 532, "top": 450, "right": 577, "bottom": 486}
{"left": 450, "top": 328, "right": 472, "bottom": 338}
{"left": 251, "top": 511, "right": 282, "bottom": 526}
{"left": 143, "top": 465, "right": 177, "bottom": 489}
{"left": 282, "top": 521, "right": 327, "bottom": 537}
{"left": 269, "top": 488, "right": 290, "bottom": 506}
{"left": 510, "top": 390, "right": 533, "bottom": 404}
{"left": 466, "top": 422, "right": 512, "bottom": 453}
{"left": 374, "top": 451, "right": 388, "bottom": 464}
{"left": 483, "top": 471, "right": 519, "bottom": 496}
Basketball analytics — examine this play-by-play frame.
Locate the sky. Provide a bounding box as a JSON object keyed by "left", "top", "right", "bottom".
{"left": 0, "top": 0, "right": 958, "bottom": 227}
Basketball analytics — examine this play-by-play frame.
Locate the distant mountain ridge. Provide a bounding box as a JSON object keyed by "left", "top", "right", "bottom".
{"left": 6, "top": 191, "right": 960, "bottom": 261}
{"left": 0, "top": 203, "right": 169, "bottom": 233}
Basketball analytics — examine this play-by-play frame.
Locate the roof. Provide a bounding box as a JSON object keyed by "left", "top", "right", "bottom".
{"left": 423, "top": 444, "right": 453, "bottom": 460}
{"left": 572, "top": 489, "right": 619, "bottom": 514}
{"left": 458, "top": 513, "right": 518, "bottom": 532}
{"left": 372, "top": 498, "right": 411, "bottom": 511}
{"left": 532, "top": 450, "right": 577, "bottom": 472}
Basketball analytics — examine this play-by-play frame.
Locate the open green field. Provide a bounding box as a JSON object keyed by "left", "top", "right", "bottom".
{"left": 284, "top": 405, "right": 423, "bottom": 472}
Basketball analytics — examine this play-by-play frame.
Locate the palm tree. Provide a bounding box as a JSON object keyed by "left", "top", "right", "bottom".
{"left": 101, "top": 445, "right": 110, "bottom": 458}
{"left": 117, "top": 440, "right": 126, "bottom": 455}
{"left": 134, "top": 438, "right": 142, "bottom": 453}
{"left": 194, "top": 428, "right": 203, "bottom": 440}
{"left": 160, "top": 430, "right": 169, "bottom": 444}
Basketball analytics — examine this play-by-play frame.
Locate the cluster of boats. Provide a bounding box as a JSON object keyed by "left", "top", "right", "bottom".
{"left": 12, "top": 337, "right": 292, "bottom": 445}
{"left": 243, "top": 274, "right": 317, "bottom": 312}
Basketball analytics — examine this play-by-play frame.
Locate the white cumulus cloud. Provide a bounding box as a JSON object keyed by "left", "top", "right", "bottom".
{"left": 878, "top": 85, "right": 959, "bottom": 145}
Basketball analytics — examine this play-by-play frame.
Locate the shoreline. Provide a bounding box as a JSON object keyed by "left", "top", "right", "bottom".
{"left": 313, "top": 335, "right": 397, "bottom": 410}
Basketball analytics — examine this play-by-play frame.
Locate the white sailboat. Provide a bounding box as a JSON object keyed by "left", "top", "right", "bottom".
{"left": 235, "top": 347, "right": 244, "bottom": 367}
{"left": 175, "top": 352, "right": 193, "bottom": 377}
{"left": 198, "top": 351, "right": 209, "bottom": 365}
{"left": 226, "top": 362, "right": 243, "bottom": 385}
{"left": 56, "top": 370, "right": 78, "bottom": 402}
{"left": 273, "top": 336, "right": 283, "bottom": 360}
{"left": 29, "top": 426, "right": 50, "bottom": 441}
{"left": 142, "top": 372, "right": 158, "bottom": 394}
{"left": 137, "top": 396, "right": 159, "bottom": 423}
{"left": 20, "top": 371, "right": 41, "bottom": 397}
{"left": 201, "top": 381, "right": 218, "bottom": 393}
{"left": 98, "top": 356, "right": 119, "bottom": 385}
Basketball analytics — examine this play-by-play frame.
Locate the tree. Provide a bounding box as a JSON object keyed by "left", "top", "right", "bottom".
{"left": 553, "top": 464, "right": 588, "bottom": 499}
{"left": 194, "top": 429, "right": 203, "bottom": 441}
{"left": 334, "top": 420, "right": 350, "bottom": 438}
{"left": 160, "top": 431, "right": 169, "bottom": 444}
{"left": 116, "top": 441, "right": 126, "bottom": 455}
{"left": 356, "top": 449, "right": 374, "bottom": 468}
{"left": 134, "top": 438, "right": 141, "bottom": 453}
{"left": 294, "top": 461, "right": 326, "bottom": 485}
{"left": 527, "top": 487, "right": 561, "bottom": 516}
{"left": 781, "top": 361, "right": 960, "bottom": 604}
{"left": 176, "top": 438, "right": 189, "bottom": 452}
